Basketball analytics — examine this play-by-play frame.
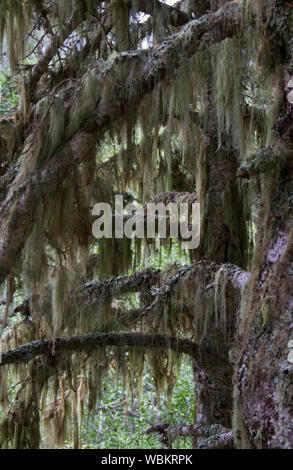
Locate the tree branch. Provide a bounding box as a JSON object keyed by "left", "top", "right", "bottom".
{"left": 0, "top": 332, "right": 202, "bottom": 367}
{"left": 146, "top": 422, "right": 234, "bottom": 448}
{"left": 10, "top": 261, "right": 249, "bottom": 333}
{"left": 237, "top": 147, "right": 293, "bottom": 179}
{"left": 147, "top": 422, "right": 231, "bottom": 438}
{"left": 81, "top": 267, "right": 160, "bottom": 299}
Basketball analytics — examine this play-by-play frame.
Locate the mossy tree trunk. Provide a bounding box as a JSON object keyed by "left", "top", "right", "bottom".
{"left": 234, "top": 151, "right": 293, "bottom": 448}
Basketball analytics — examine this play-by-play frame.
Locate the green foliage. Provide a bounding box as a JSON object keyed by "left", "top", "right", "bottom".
{"left": 80, "top": 359, "right": 194, "bottom": 449}
{"left": 0, "top": 72, "right": 19, "bottom": 114}
{"left": 136, "top": 240, "right": 190, "bottom": 271}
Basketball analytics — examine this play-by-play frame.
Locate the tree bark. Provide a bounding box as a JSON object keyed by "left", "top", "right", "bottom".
{"left": 233, "top": 155, "right": 293, "bottom": 449}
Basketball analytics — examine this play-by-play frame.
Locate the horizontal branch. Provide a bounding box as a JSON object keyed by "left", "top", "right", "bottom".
{"left": 146, "top": 422, "right": 234, "bottom": 449}
{"left": 147, "top": 422, "right": 231, "bottom": 438}
{"left": 0, "top": 332, "right": 201, "bottom": 367}
{"left": 11, "top": 261, "right": 249, "bottom": 333}
{"left": 237, "top": 147, "right": 293, "bottom": 178}
{"left": 95, "top": 261, "right": 249, "bottom": 334}
{"left": 79, "top": 266, "right": 160, "bottom": 299}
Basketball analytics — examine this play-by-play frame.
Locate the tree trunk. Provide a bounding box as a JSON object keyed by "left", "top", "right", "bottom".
{"left": 234, "top": 152, "right": 293, "bottom": 448}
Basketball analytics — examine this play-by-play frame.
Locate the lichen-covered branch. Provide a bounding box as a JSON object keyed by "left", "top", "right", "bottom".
{"left": 80, "top": 267, "right": 161, "bottom": 300}
{"left": 146, "top": 422, "right": 234, "bottom": 448}
{"left": 147, "top": 422, "right": 231, "bottom": 438}
{"left": 0, "top": 332, "right": 201, "bottom": 367}
{"left": 9, "top": 260, "right": 249, "bottom": 338}
{"left": 237, "top": 147, "right": 293, "bottom": 178}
